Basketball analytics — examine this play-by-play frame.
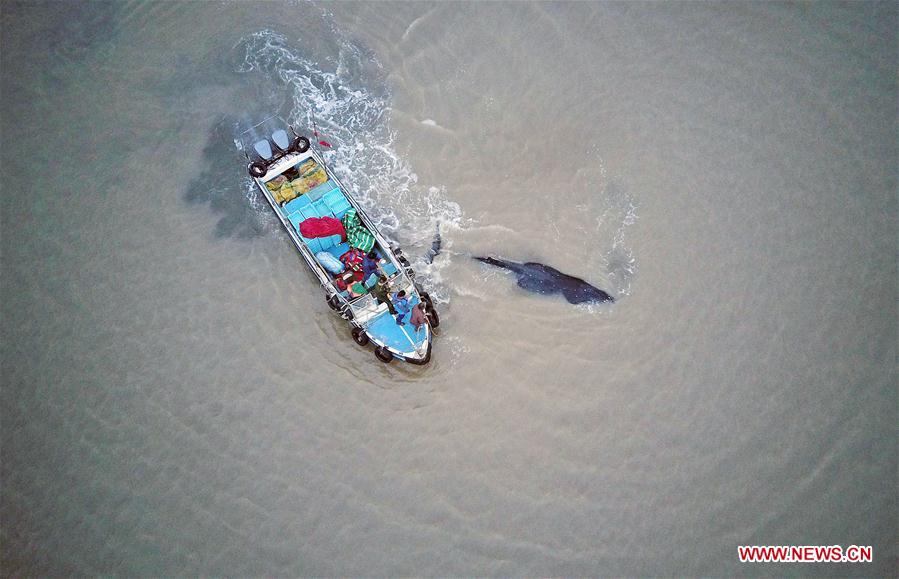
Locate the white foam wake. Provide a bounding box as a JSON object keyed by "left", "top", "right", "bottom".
{"left": 232, "top": 29, "right": 637, "bottom": 312}
{"left": 234, "top": 29, "right": 465, "bottom": 304}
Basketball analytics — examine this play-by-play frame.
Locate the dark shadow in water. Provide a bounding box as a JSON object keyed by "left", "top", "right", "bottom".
{"left": 184, "top": 117, "right": 271, "bottom": 240}
{"left": 2, "top": 0, "right": 122, "bottom": 64}
{"left": 49, "top": 1, "right": 121, "bottom": 61}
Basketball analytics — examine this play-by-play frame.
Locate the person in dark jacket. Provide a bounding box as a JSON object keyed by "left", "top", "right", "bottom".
{"left": 362, "top": 251, "right": 381, "bottom": 281}
{"left": 371, "top": 276, "right": 396, "bottom": 314}
{"left": 409, "top": 303, "right": 428, "bottom": 331}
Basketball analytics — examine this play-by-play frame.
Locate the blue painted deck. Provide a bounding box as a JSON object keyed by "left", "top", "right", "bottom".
{"left": 365, "top": 305, "right": 428, "bottom": 353}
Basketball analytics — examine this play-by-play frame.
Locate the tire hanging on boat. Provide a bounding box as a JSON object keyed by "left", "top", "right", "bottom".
{"left": 352, "top": 327, "right": 369, "bottom": 346}
{"left": 327, "top": 295, "right": 341, "bottom": 311}
{"left": 418, "top": 292, "right": 438, "bottom": 327}
{"left": 375, "top": 347, "right": 393, "bottom": 363}
{"left": 398, "top": 254, "right": 414, "bottom": 279}
{"left": 291, "top": 136, "right": 310, "bottom": 153}
{"left": 248, "top": 162, "right": 267, "bottom": 178}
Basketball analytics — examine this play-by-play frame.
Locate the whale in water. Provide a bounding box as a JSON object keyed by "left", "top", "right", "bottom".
{"left": 474, "top": 256, "right": 615, "bottom": 304}
{"left": 426, "top": 223, "right": 442, "bottom": 264}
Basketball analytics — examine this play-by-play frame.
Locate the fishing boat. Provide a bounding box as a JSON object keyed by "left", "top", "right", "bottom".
{"left": 237, "top": 118, "right": 438, "bottom": 364}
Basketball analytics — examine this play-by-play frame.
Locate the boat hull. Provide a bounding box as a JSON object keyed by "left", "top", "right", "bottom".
{"left": 248, "top": 146, "right": 433, "bottom": 365}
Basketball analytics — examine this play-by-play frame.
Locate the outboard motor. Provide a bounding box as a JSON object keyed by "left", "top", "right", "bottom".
{"left": 248, "top": 138, "right": 273, "bottom": 177}
{"left": 270, "top": 129, "right": 290, "bottom": 154}
{"left": 253, "top": 138, "right": 274, "bottom": 162}
{"left": 238, "top": 117, "right": 311, "bottom": 178}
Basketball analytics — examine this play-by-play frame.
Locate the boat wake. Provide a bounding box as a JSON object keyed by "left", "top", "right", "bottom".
{"left": 234, "top": 29, "right": 464, "bottom": 305}
{"left": 594, "top": 179, "right": 638, "bottom": 300}
{"left": 227, "top": 26, "right": 637, "bottom": 313}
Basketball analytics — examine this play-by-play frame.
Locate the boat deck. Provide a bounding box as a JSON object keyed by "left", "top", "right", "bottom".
{"left": 366, "top": 303, "right": 428, "bottom": 353}
{"left": 252, "top": 146, "right": 431, "bottom": 363}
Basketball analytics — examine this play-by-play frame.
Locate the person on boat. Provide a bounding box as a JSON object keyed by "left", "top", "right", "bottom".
{"left": 335, "top": 272, "right": 367, "bottom": 298}
{"left": 334, "top": 275, "right": 350, "bottom": 293}
{"left": 347, "top": 281, "right": 368, "bottom": 298}
{"left": 336, "top": 265, "right": 364, "bottom": 288}
{"left": 371, "top": 275, "right": 396, "bottom": 315}
{"left": 362, "top": 250, "right": 381, "bottom": 281}
{"left": 392, "top": 290, "right": 411, "bottom": 325}
{"left": 409, "top": 303, "right": 428, "bottom": 331}
{"left": 340, "top": 247, "right": 366, "bottom": 270}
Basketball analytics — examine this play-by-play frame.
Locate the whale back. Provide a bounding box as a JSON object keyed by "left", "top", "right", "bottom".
{"left": 475, "top": 256, "right": 615, "bottom": 304}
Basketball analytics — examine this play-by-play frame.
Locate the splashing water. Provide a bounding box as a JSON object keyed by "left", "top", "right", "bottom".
{"left": 234, "top": 29, "right": 465, "bottom": 303}
{"left": 600, "top": 180, "right": 638, "bottom": 298}
{"left": 232, "top": 29, "right": 636, "bottom": 309}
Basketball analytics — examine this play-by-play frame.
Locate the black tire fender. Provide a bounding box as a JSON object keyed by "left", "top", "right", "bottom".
{"left": 352, "top": 327, "right": 369, "bottom": 346}
{"left": 291, "top": 136, "right": 310, "bottom": 153}
{"left": 374, "top": 347, "right": 393, "bottom": 363}
{"left": 249, "top": 162, "right": 267, "bottom": 178}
